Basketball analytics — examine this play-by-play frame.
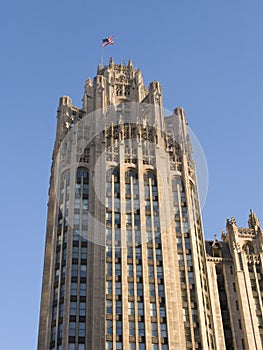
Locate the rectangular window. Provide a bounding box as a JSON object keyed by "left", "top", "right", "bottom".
{"left": 52, "top": 306, "right": 57, "bottom": 321}
{"left": 60, "top": 284, "right": 65, "bottom": 298}
{"left": 74, "top": 214, "right": 80, "bottom": 225}
{"left": 136, "top": 265, "right": 142, "bottom": 277}
{"left": 81, "top": 247, "right": 87, "bottom": 259}
{"left": 116, "top": 300, "right": 122, "bottom": 315}
{"left": 158, "top": 284, "right": 164, "bottom": 297}
{"left": 116, "top": 320, "right": 122, "bottom": 335}
{"left": 106, "top": 342, "right": 113, "bottom": 350}
{"left": 106, "top": 281, "right": 112, "bottom": 294}
{"left": 82, "top": 214, "right": 88, "bottom": 225}
{"left": 127, "top": 230, "right": 133, "bottom": 243}
{"left": 150, "top": 284, "right": 156, "bottom": 297}
{"left": 106, "top": 212, "right": 112, "bottom": 225}
{"left": 150, "top": 303, "right": 156, "bottom": 317}
{"left": 137, "top": 283, "right": 143, "bottom": 296}
{"left": 161, "top": 323, "right": 167, "bottom": 337}
{"left": 116, "top": 281, "right": 122, "bottom": 295}
{"left": 138, "top": 302, "right": 144, "bottom": 316}
{"left": 79, "top": 302, "right": 86, "bottom": 316}
{"left": 136, "top": 247, "right": 141, "bottom": 259}
{"left": 106, "top": 299, "right": 112, "bottom": 314}
{"left": 59, "top": 303, "right": 64, "bottom": 318}
{"left": 186, "top": 254, "right": 192, "bottom": 266}
{"left": 80, "top": 265, "right": 87, "bottom": 277}
{"left": 157, "top": 266, "right": 163, "bottom": 278}
{"left": 73, "top": 231, "right": 79, "bottom": 242}
{"left": 106, "top": 245, "right": 112, "bottom": 257}
{"left": 148, "top": 248, "right": 153, "bottom": 259}
{"left": 83, "top": 184, "right": 89, "bottom": 194}
{"left": 74, "top": 198, "right": 80, "bottom": 209}
{"left": 107, "top": 263, "right": 112, "bottom": 275}
{"left": 69, "top": 322, "right": 76, "bottom": 337}
{"left": 129, "top": 321, "right": 135, "bottom": 335}
{"left": 128, "top": 282, "right": 134, "bottom": 296}
{"left": 138, "top": 321, "right": 145, "bottom": 336}
{"left": 148, "top": 265, "right": 154, "bottom": 278}
{"left": 72, "top": 264, "right": 78, "bottom": 277}
{"left": 160, "top": 304, "right": 166, "bottom": 317}
{"left": 128, "top": 302, "right": 135, "bottom": 315}
{"left": 71, "top": 282, "right": 78, "bottom": 296}
{"left": 107, "top": 320, "right": 113, "bottom": 335}
{"left": 70, "top": 302, "right": 77, "bottom": 316}
{"left": 152, "top": 322, "right": 158, "bottom": 336}
{"left": 80, "top": 283, "right": 86, "bottom": 296}
{"left": 115, "top": 263, "right": 121, "bottom": 276}
{"left": 78, "top": 322, "right": 85, "bottom": 337}
{"left": 115, "top": 229, "right": 121, "bottom": 241}
{"left": 128, "top": 264, "right": 133, "bottom": 277}
{"left": 51, "top": 326, "right": 56, "bottom": 341}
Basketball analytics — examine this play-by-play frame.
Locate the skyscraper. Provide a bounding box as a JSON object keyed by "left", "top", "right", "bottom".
{"left": 38, "top": 58, "right": 263, "bottom": 350}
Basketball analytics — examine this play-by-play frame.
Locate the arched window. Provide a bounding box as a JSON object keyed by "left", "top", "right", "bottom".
{"left": 125, "top": 169, "right": 138, "bottom": 183}
{"left": 125, "top": 169, "right": 139, "bottom": 238}
{"left": 76, "top": 167, "right": 89, "bottom": 183}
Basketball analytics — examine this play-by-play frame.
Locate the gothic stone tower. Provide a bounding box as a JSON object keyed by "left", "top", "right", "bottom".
{"left": 206, "top": 211, "right": 263, "bottom": 350}
{"left": 38, "top": 58, "right": 215, "bottom": 350}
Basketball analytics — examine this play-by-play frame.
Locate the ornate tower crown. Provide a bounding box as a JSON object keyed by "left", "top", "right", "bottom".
{"left": 82, "top": 58, "right": 162, "bottom": 113}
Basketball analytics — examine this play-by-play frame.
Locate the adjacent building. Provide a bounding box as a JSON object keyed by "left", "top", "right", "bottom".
{"left": 38, "top": 58, "right": 263, "bottom": 350}
{"left": 206, "top": 210, "right": 263, "bottom": 350}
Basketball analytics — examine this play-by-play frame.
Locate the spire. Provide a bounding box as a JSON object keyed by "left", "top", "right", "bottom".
{"left": 128, "top": 59, "right": 133, "bottom": 68}
{"left": 248, "top": 209, "right": 261, "bottom": 230}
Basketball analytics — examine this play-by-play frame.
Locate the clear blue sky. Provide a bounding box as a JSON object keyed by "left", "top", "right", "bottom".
{"left": 1, "top": 0, "right": 262, "bottom": 349}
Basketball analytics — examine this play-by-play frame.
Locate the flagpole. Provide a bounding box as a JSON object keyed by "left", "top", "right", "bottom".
{"left": 101, "top": 44, "right": 104, "bottom": 67}
{"left": 101, "top": 36, "right": 114, "bottom": 66}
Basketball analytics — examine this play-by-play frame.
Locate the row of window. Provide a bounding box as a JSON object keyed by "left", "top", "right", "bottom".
{"left": 51, "top": 344, "right": 85, "bottom": 350}
{"left": 106, "top": 342, "right": 168, "bottom": 350}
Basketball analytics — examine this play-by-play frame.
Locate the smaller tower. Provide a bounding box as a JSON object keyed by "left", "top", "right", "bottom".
{"left": 206, "top": 211, "right": 263, "bottom": 350}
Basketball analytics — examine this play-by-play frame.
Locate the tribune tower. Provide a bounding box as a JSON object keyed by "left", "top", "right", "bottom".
{"left": 38, "top": 58, "right": 215, "bottom": 350}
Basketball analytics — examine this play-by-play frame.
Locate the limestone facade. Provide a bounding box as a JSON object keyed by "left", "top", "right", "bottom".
{"left": 38, "top": 59, "right": 262, "bottom": 350}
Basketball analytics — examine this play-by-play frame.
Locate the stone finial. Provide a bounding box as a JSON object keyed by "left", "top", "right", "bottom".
{"left": 85, "top": 78, "right": 93, "bottom": 87}
{"left": 226, "top": 217, "right": 238, "bottom": 232}
{"left": 231, "top": 216, "right": 237, "bottom": 226}
{"left": 109, "top": 57, "right": 114, "bottom": 67}
{"left": 210, "top": 234, "right": 223, "bottom": 257}
{"left": 59, "top": 96, "right": 72, "bottom": 107}
{"left": 211, "top": 234, "right": 222, "bottom": 249}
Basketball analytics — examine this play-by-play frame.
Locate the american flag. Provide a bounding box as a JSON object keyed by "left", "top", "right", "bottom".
{"left": 102, "top": 36, "right": 114, "bottom": 48}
